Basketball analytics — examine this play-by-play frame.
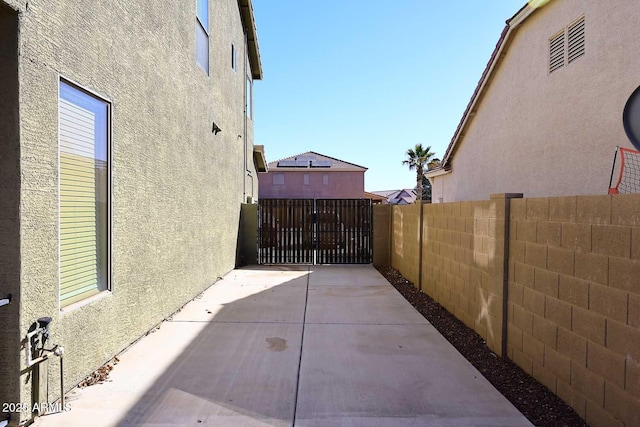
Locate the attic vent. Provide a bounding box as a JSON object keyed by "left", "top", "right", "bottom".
{"left": 567, "top": 17, "right": 585, "bottom": 63}
{"left": 549, "top": 16, "right": 585, "bottom": 74}
{"left": 549, "top": 32, "right": 565, "bottom": 73}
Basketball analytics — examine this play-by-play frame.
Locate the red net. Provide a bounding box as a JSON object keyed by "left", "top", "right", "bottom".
{"left": 609, "top": 147, "right": 640, "bottom": 194}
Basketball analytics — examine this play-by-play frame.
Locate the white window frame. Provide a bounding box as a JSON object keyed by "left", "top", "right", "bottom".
{"left": 303, "top": 173, "right": 310, "bottom": 185}
{"left": 58, "top": 78, "right": 112, "bottom": 310}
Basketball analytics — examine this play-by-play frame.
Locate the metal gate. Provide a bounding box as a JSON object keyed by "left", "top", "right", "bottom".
{"left": 258, "top": 198, "right": 372, "bottom": 264}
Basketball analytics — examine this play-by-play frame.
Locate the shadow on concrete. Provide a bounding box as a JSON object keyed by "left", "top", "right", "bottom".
{"left": 115, "top": 265, "right": 310, "bottom": 427}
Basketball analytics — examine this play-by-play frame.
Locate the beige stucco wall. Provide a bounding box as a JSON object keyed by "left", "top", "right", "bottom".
{"left": 2, "top": 0, "right": 260, "bottom": 423}
{"left": 432, "top": 0, "right": 640, "bottom": 202}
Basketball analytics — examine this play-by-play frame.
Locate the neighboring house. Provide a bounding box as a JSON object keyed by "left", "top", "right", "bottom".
{"left": 258, "top": 152, "right": 367, "bottom": 199}
{"left": 370, "top": 189, "right": 417, "bottom": 205}
{"left": 426, "top": 0, "right": 640, "bottom": 202}
{"left": 0, "top": 1, "right": 264, "bottom": 424}
{"left": 364, "top": 192, "right": 387, "bottom": 205}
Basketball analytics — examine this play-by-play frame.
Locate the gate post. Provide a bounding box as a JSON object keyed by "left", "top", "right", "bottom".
{"left": 238, "top": 203, "right": 258, "bottom": 266}
{"left": 418, "top": 200, "right": 424, "bottom": 292}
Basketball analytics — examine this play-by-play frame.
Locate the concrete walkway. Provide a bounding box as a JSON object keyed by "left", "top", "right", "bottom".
{"left": 35, "top": 265, "right": 532, "bottom": 426}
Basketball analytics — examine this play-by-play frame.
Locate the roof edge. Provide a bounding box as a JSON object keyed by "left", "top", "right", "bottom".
{"left": 424, "top": 167, "right": 451, "bottom": 178}
{"left": 238, "top": 0, "right": 263, "bottom": 80}
{"left": 253, "top": 145, "right": 268, "bottom": 172}
{"left": 268, "top": 151, "right": 368, "bottom": 171}
{"left": 441, "top": 4, "right": 534, "bottom": 165}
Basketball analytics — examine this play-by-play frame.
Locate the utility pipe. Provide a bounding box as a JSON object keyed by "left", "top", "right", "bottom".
{"left": 54, "top": 346, "right": 65, "bottom": 409}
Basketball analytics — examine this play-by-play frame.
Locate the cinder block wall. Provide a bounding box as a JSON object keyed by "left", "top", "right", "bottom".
{"left": 421, "top": 196, "right": 507, "bottom": 354}
{"left": 384, "top": 193, "right": 640, "bottom": 427}
{"left": 390, "top": 204, "right": 421, "bottom": 285}
{"left": 372, "top": 204, "right": 391, "bottom": 268}
{"left": 507, "top": 194, "right": 640, "bottom": 427}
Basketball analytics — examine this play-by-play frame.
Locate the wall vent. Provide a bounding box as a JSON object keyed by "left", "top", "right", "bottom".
{"left": 549, "top": 16, "right": 585, "bottom": 74}
{"left": 549, "top": 32, "right": 565, "bottom": 73}
{"left": 567, "top": 17, "right": 585, "bottom": 63}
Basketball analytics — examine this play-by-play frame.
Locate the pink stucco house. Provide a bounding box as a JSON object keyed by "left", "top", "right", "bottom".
{"left": 258, "top": 151, "right": 367, "bottom": 199}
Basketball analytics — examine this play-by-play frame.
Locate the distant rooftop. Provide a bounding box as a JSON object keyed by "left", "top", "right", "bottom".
{"left": 268, "top": 151, "right": 367, "bottom": 171}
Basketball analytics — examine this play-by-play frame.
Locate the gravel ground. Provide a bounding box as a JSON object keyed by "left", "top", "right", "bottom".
{"left": 376, "top": 266, "right": 588, "bottom": 427}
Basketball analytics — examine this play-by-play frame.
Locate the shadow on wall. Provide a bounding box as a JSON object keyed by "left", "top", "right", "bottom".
{"left": 114, "top": 265, "right": 308, "bottom": 426}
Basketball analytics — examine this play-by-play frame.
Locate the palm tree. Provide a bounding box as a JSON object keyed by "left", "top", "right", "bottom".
{"left": 402, "top": 144, "right": 437, "bottom": 202}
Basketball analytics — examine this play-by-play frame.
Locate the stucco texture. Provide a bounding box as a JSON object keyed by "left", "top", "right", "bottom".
{"left": 431, "top": 0, "right": 640, "bottom": 202}
{"left": 3, "top": 0, "right": 260, "bottom": 423}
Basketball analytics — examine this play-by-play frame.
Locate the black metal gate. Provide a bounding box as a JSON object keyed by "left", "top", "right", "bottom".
{"left": 258, "top": 199, "right": 372, "bottom": 264}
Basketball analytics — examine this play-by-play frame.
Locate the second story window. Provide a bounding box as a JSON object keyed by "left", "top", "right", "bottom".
{"left": 273, "top": 173, "right": 284, "bottom": 185}
{"left": 196, "top": 0, "right": 209, "bottom": 74}
{"left": 232, "top": 44, "right": 237, "bottom": 71}
{"left": 246, "top": 76, "right": 253, "bottom": 119}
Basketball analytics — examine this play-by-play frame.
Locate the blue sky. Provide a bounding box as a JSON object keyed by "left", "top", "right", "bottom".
{"left": 252, "top": 1, "right": 526, "bottom": 192}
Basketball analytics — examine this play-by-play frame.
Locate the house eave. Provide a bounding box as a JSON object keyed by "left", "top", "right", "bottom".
{"left": 238, "top": 0, "right": 263, "bottom": 80}
{"left": 441, "top": 3, "right": 535, "bottom": 166}
{"left": 253, "top": 145, "right": 268, "bottom": 172}
{"left": 425, "top": 167, "right": 452, "bottom": 178}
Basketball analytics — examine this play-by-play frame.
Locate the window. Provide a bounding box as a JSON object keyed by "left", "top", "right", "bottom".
{"left": 303, "top": 174, "right": 310, "bottom": 185}
{"left": 59, "top": 80, "right": 110, "bottom": 308}
{"left": 232, "top": 44, "right": 237, "bottom": 71}
{"left": 549, "top": 16, "right": 585, "bottom": 73}
{"left": 246, "top": 76, "right": 253, "bottom": 119}
{"left": 196, "top": 0, "right": 209, "bottom": 74}
{"left": 323, "top": 174, "right": 329, "bottom": 186}
{"left": 273, "top": 173, "right": 284, "bottom": 185}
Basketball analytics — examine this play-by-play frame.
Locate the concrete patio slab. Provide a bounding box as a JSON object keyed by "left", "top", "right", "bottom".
{"left": 37, "top": 321, "right": 302, "bottom": 427}
{"left": 34, "top": 265, "right": 532, "bottom": 427}
{"left": 305, "top": 285, "right": 428, "bottom": 325}
{"left": 308, "top": 265, "right": 389, "bottom": 286}
{"left": 171, "top": 275, "right": 308, "bottom": 323}
{"left": 295, "top": 324, "right": 530, "bottom": 426}
{"left": 118, "top": 322, "right": 302, "bottom": 427}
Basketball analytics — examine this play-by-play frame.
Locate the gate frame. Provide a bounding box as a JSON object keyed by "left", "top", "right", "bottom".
{"left": 257, "top": 198, "right": 372, "bottom": 265}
